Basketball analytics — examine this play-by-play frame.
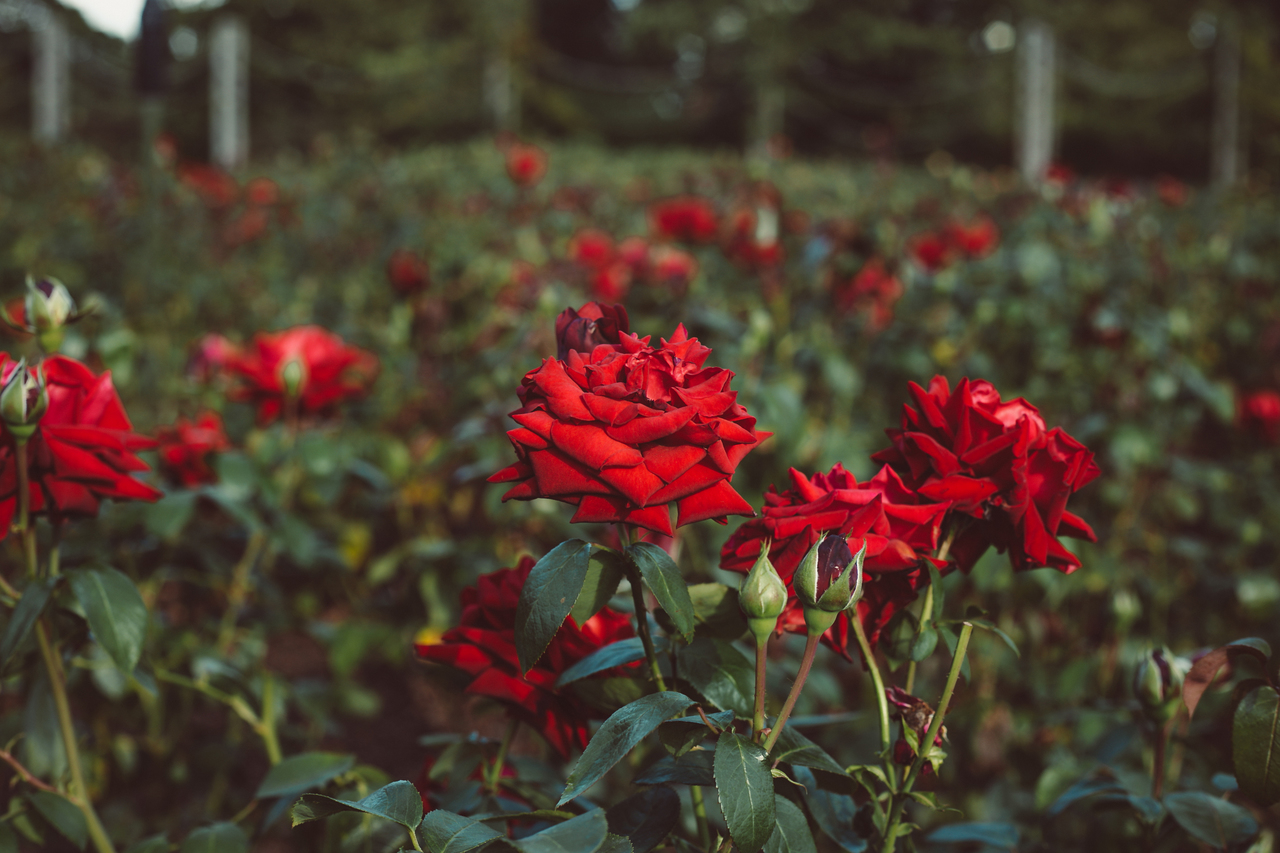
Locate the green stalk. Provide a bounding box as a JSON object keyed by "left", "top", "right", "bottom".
{"left": 628, "top": 566, "right": 668, "bottom": 692}
{"left": 882, "top": 622, "right": 972, "bottom": 853}
{"left": 851, "top": 612, "right": 893, "bottom": 761}
{"left": 16, "top": 448, "right": 36, "bottom": 578}
{"left": 1152, "top": 721, "right": 1169, "bottom": 799}
{"left": 690, "top": 785, "right": 712, "bottom": 851}
{"left": 487, "top": 718, "right": 519, "bottom": 794}
{"left": 762, "top": 632, "right": 821, "bottom": 754}
{"left": 259, "top": 676, "right": 283, "bottom": 766}
{"left": 752, "top": 634, "right": 769, "bottom": 741}
{"left": 902, "top": 584, "right": 932, "bottom": 695}
{"left": 217, "top": 529, "right": 267, "bottom": 655}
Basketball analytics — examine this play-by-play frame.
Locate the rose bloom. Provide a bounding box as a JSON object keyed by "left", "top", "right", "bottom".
{"left": 648, "top": 196, "right": 719, "bottom": 244}
{"left": 647, "top": 245, "right": 699, "bottom": 290}
{"left": 177, "top": 163, "right": 238, "bottom": 208}
{"left": 872, "top": 376, "right": 1099, "bottom": 573}
{"left": 616, "top": 236, "right": 650, "bottom": 272}
{"left": 944, "top": 216, "right": 999, "bottom": 259}
{"left": 834, "top": 258, "right": 904, "bottom": 333}
{"left": 909, "top": 232, "right": 952, "bottom": 272}
{"left": 155, "top": 411, "right": 231, "bottom": 488}
{"left": 387, "top": 249, "right": 431, "bottom": 296}
{"left": 1238, "top": 389, "right": 1280, "bottom": 443}
{"left": 226, "top": 325, "right": 378, "bottom": 424}
{"left": 721, "top": 463, "right": 950, "bottom": 654}
{"left": 490, "top": 322, "right": 769, "bottom": 536}
{"left": 1156, "top": 175, "right": 1188, "bottom": 208}
{"left": 590, "top": 262, "right": 632, "bottom": 303}
{"left": 723, "top": 207, "right": 783, "bottom": 270}
{"left": 245, "top": 177, "right": 279, "bottom": 207}
{"left": 415, "top": 557, "right": 635, "bottom": 758}
{"left": 0, "top": 355, "right": 160, "bottom": 534}
{"left": 555, "top": 302, "right": 630, "bottom": 361}
{"left": 567, "top": 228, "right": 616, "bottom": 269}
{"left": 187, "top": 333, "right": 239, "bottom": 384}
{"left": 505, "top": 142, "right": 549, "bottom": 188}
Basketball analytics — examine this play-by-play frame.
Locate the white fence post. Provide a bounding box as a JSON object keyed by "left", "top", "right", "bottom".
{"left": 31, "top": 9, "right": 70, "bottom": 145}
{"left": 1210, "top": 15, "right": 1241, "bottom": 188}
{"left": 485, "top": 51, "right": 518, "bottom": 132}
{"left": 1015, "top": 18, "right": 1056, "bottom": 184}
{"left": 210, "top": 15, "right": 250, "bottom": 170}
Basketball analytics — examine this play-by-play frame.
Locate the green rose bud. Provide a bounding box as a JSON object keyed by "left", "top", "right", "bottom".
{"left": 739, "top": 546, "right": 787, "bottom": 645}
{"left": 25, "top": 276, "right": 77, "bottom": 353}
{"left": 1133, "top": 648, "right": 1186, "bottom": 726}
{"left": 281, "top": 358, "right": 307, "bottom": 399}
{"left": 0, "top": 360, "right": 47, "bottom": 442}
{"left": 794, "top": 534, "right": 866, "bottom": 636}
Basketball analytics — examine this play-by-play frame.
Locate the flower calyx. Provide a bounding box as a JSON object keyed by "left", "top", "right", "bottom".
{"left": 0, "top": 359, "right": 48, "bottom": 443}
{"left": 1133, "top": 647, "right": 1187, "bottom": 726}
{"left": 794, "top": 534, "right": 866, "bottom": 636}
{"left": 4, "top": 277, "right": 89, "bottom": 354}
{"left": 738, "top": 543, "right": 787, "bottom": 645}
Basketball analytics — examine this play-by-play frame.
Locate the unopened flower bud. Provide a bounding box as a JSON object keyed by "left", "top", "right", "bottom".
{"left": 794, "top": 535, "right": 866, "bottom": 637}
{"left": 1133, "top": 648, "right": 1186, "bottom": 726}
{"left": 739, "top": 546, "right": 787, "bottom": 645}
{"left": 25, "top": 276, "right": 77, "bottom": 353}
{"left": 281, "top": 358, "right": 307, "bottom": 399}
{"left": 1, "top": 360, "right": 47, "bottom": 442}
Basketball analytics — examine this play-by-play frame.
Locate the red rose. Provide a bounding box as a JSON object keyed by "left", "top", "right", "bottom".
{"left": 490, "top": 325, "right": 769, "bottom": 536}
{"left": 555, "top": 302, "right": 630, "bottom": 361}
{"left": 872, "top": 376, "right": 1099, "bottom": 573}
{"left": 387, "top": 249, "right": 431, "bottom": 295}
{"left": 245, "top": 177, "right": 279, "bottom": 207}
{"left": 177, "top": 163, "right": 238, "bottom": 208}
{"left": 188, "top": 333, "right": 239, "bottom": 384}
{"left": 0, "top": 355, "right": 160, "bottom": 534}
{"left": 567, "top": 228, "right": 616, "bottom": 269}
{"left": 721, "top": 463, "right": 951, "bottom": 654}
{"left": 834, "top": 258, "right": 904, "bottom": 332}
{"left": 723, "top": 206, "right": 783, "bottom": 270}
{"left": 909, "top": 232, "right": 952, "bottom": 272}
{"left": 155, "top": 411, "right": 231, "bottom": 488}
{"left": 1156, "top": 175, "right": 1188, "bottom": 208}
{"left": 617, "top": 237, "right": 650, "bottom": 272}
{"left": 415, "top": 557, "right": 635, "bottom": 758}
{"left": 1238, "top": 389, "right": 1280, "bottom": 443}
{"left": 647, "top": 245, "right": 699, "bottom": 290}
{"left": 505, "top": 142, "right": 548, "bottom": 188}
{"left": 648, "top": 196, "right": 719, "bottom": 244}
{"left": 226, "top": 325, "right": 378, "bottom": 424}
{"left": 943, "top": 216, "right": 999, "bottom": 259}
{"left": 590, "top": 262, "right": 632, "bottom": 303}
{"left": 1045, "top": 163, "right": 1074, "bottom": 186}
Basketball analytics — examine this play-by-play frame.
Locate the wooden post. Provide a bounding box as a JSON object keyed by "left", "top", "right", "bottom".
{"left": 1210, "top": 15, "right": 1241, "bottom": 188}
{"left": 210, "top": 15, "right": 250, "bottom": 170}
{"left": 1015, "top": 18, "right": 1056, "bottom": 184}
{"left": 750, "top": 83, "right": 785, "bottom": 161}
{"left": 31, "top": 9, "right": 70, "bottom": 145}
{"left": 485, "top": 51, "right": 518, "bottom": 132}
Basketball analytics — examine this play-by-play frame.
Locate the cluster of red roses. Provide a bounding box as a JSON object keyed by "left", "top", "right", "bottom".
{"left": 565, "top": 227, "right": 700, "bottom": 302}
{"left": 908, "top": 215, "right": 1000, "bottom": 274}
{"left": 176, "top": 163, "right": 287, "bottom": 248}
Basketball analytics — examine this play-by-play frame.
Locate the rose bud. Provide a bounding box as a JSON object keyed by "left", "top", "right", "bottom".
{"left": 0, "top": 360, "right": 47, "bottom": 443}
{"left": 794, "top": 534, "right": 866, "bottom": 635}
{"left": 553, "top": 302, "right": 630, "bottom": 361}
{"left": 1133, "top": 648, "right": 1186, "bottom": 726}
{"left": 281, "top": 359, "right": 307, "bottom": 400}
{"left": 739, "top": 546, "right": 787, "bottom": 645}
{"left": 22, "top": 277, "right": 82, "bottom": 353}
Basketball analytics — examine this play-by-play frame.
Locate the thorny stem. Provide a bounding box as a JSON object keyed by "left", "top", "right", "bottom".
{"left": 882, "top": 622, "right": 973, "bottom": 853}
{"left": 753, "top": 634, "right": 769, "bottom": 741}
{"left": 619, "top": 524, "right": 668, "bottom": 693}
{"left": 217, "top": 529, "right": 268, "bottom": 655}
{"left": 904, "top": 530, "right": 954, "bottom": 695}
{"left": 690, "top": 786, "right": 712, "bottom": 851}
{"left": 852, "top": 613, "right": 893, "bottom": 762}
{"left": 16, "top": 448, "right": 36, "bottom": 578}
{"left": 0, "top": 748, "right": 58, "bottom": 793}
{"left": 487, "top": 717, "right": 519, "bottom": 794}
{"left": 762, "top": 632, "right": 821, "bottom": 754}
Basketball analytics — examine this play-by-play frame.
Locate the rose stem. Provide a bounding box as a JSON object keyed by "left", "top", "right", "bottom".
{"left": 259, "top": 675, "right": 283, "bottom": 765}
{"left": 903, "top": 531, "right": 954, "bottom": 695}
{"left": 1152, "top": 720, "right": 1169, "bottom": 799}
{"left": 752, "top": 633, "right": 769, "bottom": 742}
{"left": 620, "top": 525, "right": 668, "bottom": 693}
{"left": 762, "top": 631, "right": 821, "bottom": 754}
{"left": 216, "top": 529, "right": 267, "bottom": 655}
{"left": 690, "top": 785, "right": 712, "bottom": 850}
{"left": 882, "top": 622, "right": 972, "bottom": 853}
{"left": 16, "top": 448, "right": 36, "bottom": 577}
{"left": 851, "top": 612, "right": 893, "bottom": 768}
{"left": 487, "top": 717, "right": 519, "bottom": 794}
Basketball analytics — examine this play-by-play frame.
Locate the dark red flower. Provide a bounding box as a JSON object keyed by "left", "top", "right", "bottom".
{"left": 567, "top": 228, "right": 615, "bottom": 269}
{"left": 415, "top": 557, "right": 635, "bottom": 758}
{"left": 723, "top": 207, "right": 784, "bottom": 270}
{"left": 590, "top": 262, "right": 632, "bottom": 303}
{"left": 387, "top": 249, "right": 431, "bottom": 296}
{"left": 490, "top": 325, "right": 769, "bottom": 536}
{"left": 1156, "top": 175, "right": 1188, "bottom": 208}
{"left": 177, "top": 163, "right": 238, "bottom": 208}
{"left": 872, "top": 376, "right": 1099, "bottom": 573}
{"left": 649, "top": 196, "right": 719, "bottom": 244}
{"left": 909, "top": 232, "right": 952, "bottom": 272}
{"left": 886, "top": 686, "right": 944, "bottom": 775}
{"left": 505, "top": 142, "right": 548, "bottom": 188}
{"left": 1238, "top": 389, "right": 1280, "bottom": 443}
{"left": 617, "top": 237, "right": 650, "bottom": 272}
{"left": 944, "top": 216, "right": 999, "bottom": 259}
{"left": 225, "top": 326, "right": 378, "bottom": 424}
{"left": 245, "top": 177, "right": 279, "bottom": 207}
{"left": 834, "top": 258, "right": 904, "bottom": 332}
{"left": 155, "top": 411, "right": 231, "bottom": 488}
{"left": 555, "top": 302, "right": 630, "bottom": 361}
{"left": 647, "top": 245, "right": 699, "bottom": 290}
{"left": 721, "top": 463, "right": 951, "bottom": 654}
{"left": 187, "top": 333, "right": 239, "bottom": 384}
{"left": 0, "top": 355, "right": 161, "bottom": 534}
{"left": 1045, "top": 163, "right": 1075, "bottom": 186}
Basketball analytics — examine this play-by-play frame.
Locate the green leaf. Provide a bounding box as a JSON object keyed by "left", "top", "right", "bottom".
{"left": 255, "top": 751, "right": 356, "bottom": 798}
{"left": 291, "top": 779, "right": 424, "bottom": 830}
{"left": 67, "top": 568, "right": 148, "bottom": 675}
{"left": 769, "top": 726, "right": 847, "bottom": 776}
{"left": 568, "top": 676, "right": 647, "bottom": 716}
{"left": 559, "top": 692, "right": 693, "bottom": 805}
{"left": 420, "top": 810, "right": 506, "bottom": 853}
{"left": 606, "top": 785, "right": 681, "bottom": 853}
{"left": 926, "top": 822, "right": 1018, "bottom": 848}
{"left": 964, "top": 619, "right": 1019, "bottom": 658}
{"left": 1233, "top": 684, "right": 1280, "bottom": 806}
{"left": 1046, "top": 773, "right": 1126, "bottom": 816}
{"left": 571, "top": 549, "right": 627, "bottom": 626}
{"left": 0, "top": 577, "right": 56, "bottom": 672}
{"left": 909, "top": 627, "right": 938, "bottom": 663}
{"left": 144, "top": 491, "right": 198, "bottom": 540}
{"left": 1163, "top": 791, "right": 1258, "bottom": 848}
{"left": 28, "top": 791, "right": 87, "bottom": 850}
{"left": 633, "top": 750, "right": 716, "bottom": 786}
{"left": 516, "top": 540, "right": 594, "bottom": 673}
{"left": 763, "top": 796, "right": 817, "bottom": 853}
{"left": 679, "top": 638, "right": 755, "bottom": 716}
{"left": 556, "top": 637, "right": 667, "bottom": 688}
{"left": 926, "top": 561, "right": 945, "bottom": 623}
{"left": 792, "top": 766, "right": 866, "bottom": 853}
{"left": 937, "top": 625, "right": 970, "bottom": 683}
{"left": 1184, "top": 638, "right": 1271, "bottom": 718}
{"left": 124, "top": 835, "right": 171, "bottom": 853}
{"left": 659, "top": 709, "right": 734, "bottom": 757}
{"left": 687, "top": 583, "right": 748, "bottom": 640}
{"left": 598, "top": 835, "right": 634, "bottom": 853}
{"left": 24, "top": 669, "right": 66, "bottom": 778}
{"left": 714, "top": 731, "right": 775, "bottom": 853}
{"left": 0, "top": 823, "right": 16, "bottom": 853}
{"left": 625, "top": 543, "right": 695, "bottom": 644}
{"left": 180, "top": 822, "right": 250, "bottom": 853}
{"left": 512, "top": 809, "right": 608, "bottom": 853}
